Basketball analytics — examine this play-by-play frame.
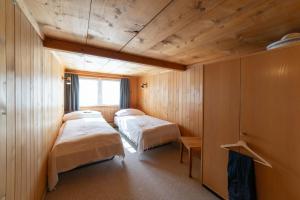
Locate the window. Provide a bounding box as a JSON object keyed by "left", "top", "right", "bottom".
{"left": 79, "top": 77, "right": 120, "bottom": 107}
{"left": 79, "top": 78, "right": 98, "bottom": 106}
{"left": 101, "top": 80, "right": 120, "bottom": 105}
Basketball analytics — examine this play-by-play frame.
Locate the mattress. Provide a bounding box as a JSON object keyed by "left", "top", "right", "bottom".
{"left": 115, "top": 115, "right": 180, "bottom": 153}
{"left": 48, "top": 117, "right": 124, "bottom": 190}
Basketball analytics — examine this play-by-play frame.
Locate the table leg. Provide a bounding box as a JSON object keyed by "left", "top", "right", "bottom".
{"left": 189, "top": 149, "right": 192, "bottom": 178}
{"left": 180, "top": 142, "right": 183, "bottom": 163}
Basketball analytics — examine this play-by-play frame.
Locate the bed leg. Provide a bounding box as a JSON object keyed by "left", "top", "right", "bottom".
{"left": 138, "top": 153, "right": 143, "bottom": 160}
{"left": 118, "top": 155, "right": 125, "bottom": 163}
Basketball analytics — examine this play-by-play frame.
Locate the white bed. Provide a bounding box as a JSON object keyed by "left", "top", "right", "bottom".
{"left": 114, "top": 109, "right": 181, "bottom": 153}
{"left": 48, "top": 111, "right": 124, "bottom": 191}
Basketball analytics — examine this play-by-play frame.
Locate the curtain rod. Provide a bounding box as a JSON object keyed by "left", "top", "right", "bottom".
{"left": 65, "top": 70, "right": 135, "bottom": 79}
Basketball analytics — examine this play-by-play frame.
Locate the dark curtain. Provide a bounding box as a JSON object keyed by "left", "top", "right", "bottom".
{"left": 64, "top": 73, "right": 79, "bottom": 113}
{"left": 120, "top": 78, "right": 130, "bottom": 109}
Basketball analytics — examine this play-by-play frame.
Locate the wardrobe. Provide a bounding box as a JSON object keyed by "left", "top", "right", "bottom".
{"left": 202, "top": 45, "right": 300, "bottom": 199}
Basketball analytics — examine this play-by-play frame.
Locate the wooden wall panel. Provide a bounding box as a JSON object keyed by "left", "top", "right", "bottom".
{"left": 1, "top": 1, "right": 65, "bottom": 199}
{"left": 0, "top": 0, "right": 7, "bottom": 199}
{"left": 5, "top": 0, "right": 16, "bottom": 199}
{"left": 202, "top": 59, "right": 241, "bottom": 199}
{"left": 14, "top": 6, "right": 22, "bottom": 200}
{"left": 80, "top": 106, "right": 119, "bottom": 123}
{"left": 137, "top": 64, "right": 203, "bottom": 137}
{"left": 241, "top": 45, "right": 300, "bottom": 199}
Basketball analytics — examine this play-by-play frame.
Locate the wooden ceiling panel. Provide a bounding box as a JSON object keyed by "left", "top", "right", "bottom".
{"left": 41, "top": 25, "right": 87, "bottom": 44}
{"left": 169, "top": 0, "right": 300, "bottom": 64}
{"left": 123, "top": 0, "right": 300, "bottom": 64}
{"left": 86, "top": 0, "right": 172, "bottom": 50}
{"left": 122, "top": 0, "right": 224, "bottom": 55}
{"left": 23, "top": 0, "right": 300, "bottom": 72}
{"left": 44, "top": 37, "right": 186, "bottom": 70}
{"left": 24, "top": 0, "right": 91, "bottom": 43}
{"left": 54, "top": 50, "right": 169, "bottom": 76}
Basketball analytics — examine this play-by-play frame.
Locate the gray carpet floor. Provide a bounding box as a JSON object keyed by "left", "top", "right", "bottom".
{"left": 46, "top": 139, "right": 219, "bottom": 200}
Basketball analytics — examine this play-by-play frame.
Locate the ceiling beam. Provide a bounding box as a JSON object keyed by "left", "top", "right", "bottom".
{"left": 43, "top": 37, "right": 187, "bottom": 71}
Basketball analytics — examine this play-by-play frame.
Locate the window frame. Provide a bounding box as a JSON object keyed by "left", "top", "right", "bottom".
{"left": 79, "top": 76, "right": 121, "bottom": 107}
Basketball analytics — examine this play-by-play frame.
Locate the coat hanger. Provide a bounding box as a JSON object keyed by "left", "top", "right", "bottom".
{"left": 220, "top": 140, "right": 272, "bottom": 168}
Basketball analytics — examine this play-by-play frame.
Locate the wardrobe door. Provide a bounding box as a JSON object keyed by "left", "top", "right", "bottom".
{"left": 203, "top": 59, "right": 241, "bottom": 199}
{"left": 241, "top": 45, "right": 300, "bottom": 199}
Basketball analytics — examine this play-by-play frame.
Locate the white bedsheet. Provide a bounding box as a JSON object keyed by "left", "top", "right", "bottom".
{"left": 48, "top": 117, "right": 124, "bottom": 190}
{"left": 115, "top": 115, "right": 180, "bottom": 153}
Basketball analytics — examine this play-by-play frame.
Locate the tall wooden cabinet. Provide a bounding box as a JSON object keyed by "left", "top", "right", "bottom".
{"left": 241, "top": 46, "right": 300, "bottom": 199}
{"left": 203, "top": 45, "right": 300, "bottom": 199}
{"left": 203, "top": 59, "right": 241, "bottom": 198}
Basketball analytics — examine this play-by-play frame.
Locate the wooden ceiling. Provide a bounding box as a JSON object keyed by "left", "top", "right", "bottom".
{"left": 53, "top": 50, "right": 171, "bottom": 76}
{"left": 24, "top": 0, "right": 300, "bottom": 73}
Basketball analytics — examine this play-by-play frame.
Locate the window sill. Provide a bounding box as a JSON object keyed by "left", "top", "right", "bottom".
{"left": 80, "top": 105, "right": 120, "bottom": 109}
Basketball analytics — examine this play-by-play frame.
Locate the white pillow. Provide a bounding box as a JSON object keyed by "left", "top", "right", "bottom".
{"left": 63, "top": 110, "right": 102, "bottom": 122}
{"left": 115, "top": 109, "right": 145, "bottom": 117}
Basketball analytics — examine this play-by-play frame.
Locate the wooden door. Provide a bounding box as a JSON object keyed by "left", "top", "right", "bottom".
{"left": 241, "top": 45, "right": 300, "bottom": 199}
{"left": 203, "top": 58, "right": 241, "bottom": 199}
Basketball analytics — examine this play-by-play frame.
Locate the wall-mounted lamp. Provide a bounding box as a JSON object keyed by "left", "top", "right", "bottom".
{"left": 141, "top": 83, "right": 148, "bottom": 88}
{"left": 62, "top": 76, "right": 71, "bottom": 85}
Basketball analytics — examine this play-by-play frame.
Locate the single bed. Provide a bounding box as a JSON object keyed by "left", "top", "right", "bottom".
{"left": 114, "top": 109, "right": 181, "bottom": 153}
{"left": 48, "top": 111, "right": 124, "bottom": 191}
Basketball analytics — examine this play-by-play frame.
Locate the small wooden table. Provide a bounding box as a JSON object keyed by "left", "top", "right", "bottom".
{"left": 179, "top": 136, "right": 202, "bottom": 177}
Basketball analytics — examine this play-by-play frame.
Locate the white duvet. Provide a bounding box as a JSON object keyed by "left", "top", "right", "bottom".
{"left": 115, "top": 115, "right": 180, "bottom": 153}
{"left": 48, "top": 117, "right": 124, "bottom": 191}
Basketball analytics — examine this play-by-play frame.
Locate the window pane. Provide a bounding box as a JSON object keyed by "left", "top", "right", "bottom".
{"left": 79, "top": 78, "right": 98, "bottom": 106}
{"left": 101, "top": 80, "right": 120, "bottom": 105}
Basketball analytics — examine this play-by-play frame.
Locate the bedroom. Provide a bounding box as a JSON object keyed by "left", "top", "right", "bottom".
{"left": 1, "top": 0, "right": 300, "bottom": 200}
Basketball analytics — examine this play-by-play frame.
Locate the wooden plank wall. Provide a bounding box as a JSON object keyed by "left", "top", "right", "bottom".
{"left": 0, "top": 0, "right": 7, "bottom": 199}
{"left": 80, "top": 76, "right": 138, "bottom": 123}
{"left": 137, "top": 64, "right": 203, "bottom": 137}
{"left": 80, "top": 106, "right": 119, "bottom": 123}
{"left": 1, "top": 1, "right": 65, "bottom": 199}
